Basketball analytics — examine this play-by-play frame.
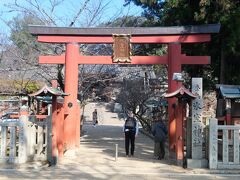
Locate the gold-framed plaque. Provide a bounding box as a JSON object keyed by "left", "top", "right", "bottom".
{"left": 112, "top": 34, "right": 131, "bottom": 63}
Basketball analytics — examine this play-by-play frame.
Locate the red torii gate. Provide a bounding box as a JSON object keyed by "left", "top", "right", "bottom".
{"left": 29, "top": 24, "right": 220, "bottom": 162}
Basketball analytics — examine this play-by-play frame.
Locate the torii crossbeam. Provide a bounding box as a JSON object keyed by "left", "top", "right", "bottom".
{"left": 29, "top": 24, "right": 220, "bottom": 162}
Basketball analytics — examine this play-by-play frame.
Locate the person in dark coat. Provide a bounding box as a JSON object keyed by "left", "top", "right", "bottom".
{"left": 151, "top": 114, "right": 168, "bottom": 160}
{"left": 123, "top": 111, "right": 139, "bottom": 157}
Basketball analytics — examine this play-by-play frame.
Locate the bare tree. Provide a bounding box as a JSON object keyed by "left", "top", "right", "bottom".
{"left": 0, "top": 0, "right": 125, "bottom": 94}
{"left": 0, "top": 1, "right": 167, "bottom": 122}
{"left": 116, "top": 78, "right": 154, "bottom": 132}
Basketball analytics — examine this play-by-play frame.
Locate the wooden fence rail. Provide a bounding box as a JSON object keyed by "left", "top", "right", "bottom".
{"left": 0, "top": 115, "right": 50, "bottom": 164}
{"left": 209, "top": 118, "right": 240, "bottom": 169}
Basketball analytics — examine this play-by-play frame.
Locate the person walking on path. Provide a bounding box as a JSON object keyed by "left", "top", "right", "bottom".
{"left": 123, "top": 111, "right": 139, "bottom": 157}
{"left": 151, "top": 114, "right": 168, "bottom": 160}
{"left": 92, "top": 109, "right": 98, "bottom": 126}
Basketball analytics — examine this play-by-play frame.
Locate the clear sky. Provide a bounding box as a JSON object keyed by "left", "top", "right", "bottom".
{"left": 0, "top": 0, "right": 143, "bottom": 36}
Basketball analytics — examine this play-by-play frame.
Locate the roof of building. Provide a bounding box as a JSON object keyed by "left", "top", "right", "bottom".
{"left": 28, "top": 24, "right": 220, "bottom": 36}
{"left": 29, "top": 85, "right": 68, "bottom": 97}
{"left": 216, "top": 84, "right": 240, "bottom": 99}
{"left": 164, "top": 86, "right": 197, "bottom": 99}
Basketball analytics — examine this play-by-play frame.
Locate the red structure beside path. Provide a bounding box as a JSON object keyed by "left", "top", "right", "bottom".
{"left": 29, "top": 83, "right": 67, "bottom": 163}
{"left": 29, "top": 24, "right": 220, "bottom": 163}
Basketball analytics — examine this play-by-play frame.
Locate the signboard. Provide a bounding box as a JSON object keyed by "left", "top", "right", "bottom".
{"left": 112, "top": 34, "right": 131, "bottom": 63}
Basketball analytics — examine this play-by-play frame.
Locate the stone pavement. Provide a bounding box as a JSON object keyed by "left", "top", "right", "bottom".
{"left": 0, "top": 102, "right": 240, "bottom": 179}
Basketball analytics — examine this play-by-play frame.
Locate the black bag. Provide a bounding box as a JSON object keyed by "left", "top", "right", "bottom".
{"left": 125, "top": 117, "right": 136, "bottom": 131}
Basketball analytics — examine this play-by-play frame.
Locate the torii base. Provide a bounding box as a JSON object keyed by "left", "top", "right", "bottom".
{"left": 187, "top": 159, "right": 208, "bottom": 168}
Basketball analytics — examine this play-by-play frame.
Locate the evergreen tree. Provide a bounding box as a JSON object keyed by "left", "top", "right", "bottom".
{"left": 125, "top": 0, "right": 240, "bottom": 88}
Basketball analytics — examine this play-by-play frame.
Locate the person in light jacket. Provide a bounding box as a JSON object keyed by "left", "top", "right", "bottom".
{"left": 123, "top": 111, "right": 139, "bottom": 157}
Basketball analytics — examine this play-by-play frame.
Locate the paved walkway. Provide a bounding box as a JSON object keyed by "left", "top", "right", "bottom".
{"left": 0, "top": 102, "right": 240, "bottom": 179}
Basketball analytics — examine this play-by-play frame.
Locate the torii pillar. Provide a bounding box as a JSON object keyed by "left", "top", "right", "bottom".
{"left": 168, "top": 43, "right": 181, "bottom": 159}
{"left": 167, "top": 43, "right": 206, "bottom": 160}
{"left": 64, "top": 43, "right": 80, "bottom": 149}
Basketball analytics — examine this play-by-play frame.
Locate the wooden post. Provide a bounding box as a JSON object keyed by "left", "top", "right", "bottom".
{"left": 176, "top": 101, "right": 184, "bottom": 160}
{"left": 0, "top": 126, "right": 7, "bottom": 161}
{"left": 37, "top": 124, "right": 43, "bottom": 158}
{"left": 233, "top": 129, "right": 240, "bottom": 164}
{"left": 52, "top": 96, "right": 58, "bottom": 164}
{"left": 47, "top": 109, "right": 53, "bottom": 163}
{"left": 9, "top": 127, "right": 16, "bottom": 163}
{"left": 57, "top": 104, "right": 64, "bottom": 158}
{"left": 51, "top": 79, "right": 65, "bottom": 158}
{"left": 222, "top": 129, "right": 229, "bottom": 163}
{"left": 18, "top": 115, "right": 28, "bottom": 163}
{"left": 209, "top": 118, "right": 218, "bottom": 169}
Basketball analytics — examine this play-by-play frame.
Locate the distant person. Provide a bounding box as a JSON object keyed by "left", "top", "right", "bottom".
{"left": 92, "top": 109, "right": 98, "bottom": 126}
{"left": 20, "top": 97, "right": 29, "bottom": 115}
{"left": 123, "top": 111, "right": 139, "bottom": 157}
{"left": 151, "top": 114, "right": 168, "bottom": 160}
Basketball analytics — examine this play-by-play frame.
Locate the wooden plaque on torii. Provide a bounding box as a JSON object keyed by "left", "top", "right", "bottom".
{"left": 112, "top": 34, "right": 131, "bottom": 63}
